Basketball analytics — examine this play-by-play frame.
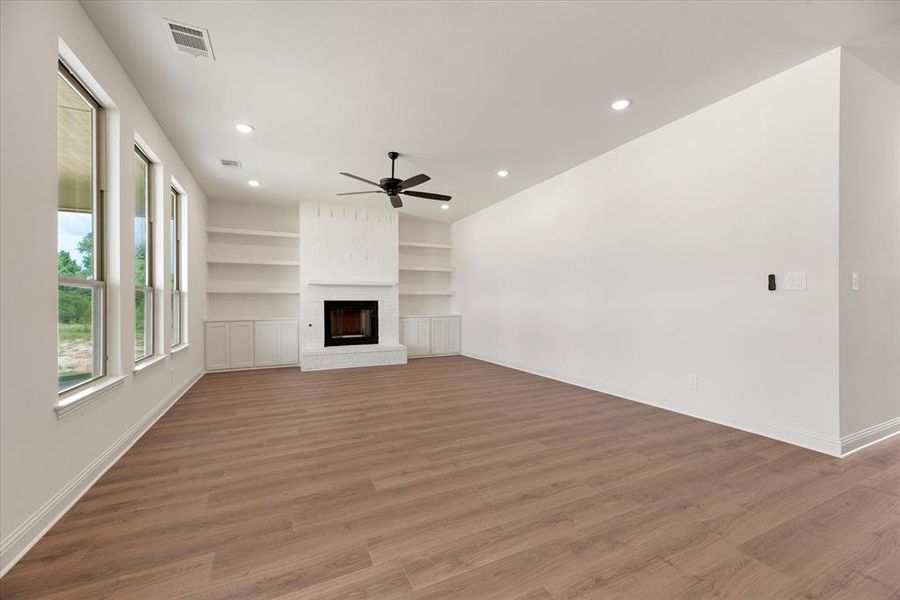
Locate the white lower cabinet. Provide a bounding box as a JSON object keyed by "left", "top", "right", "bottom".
{"left": 253, "top": 321, "right": 280, "bottom": 366}
{"left": 400, "top": 317, "right": 432, "bottom": 357}
{"left": 278, "top": 320, "right": 300, "bottom": 364}
{"left": 205, "top": 322, "right": 230, "bottom": 370}
{"left": 229, "top": 321, "right": 255, "bottom": 368}
{"left": 431, "top": 316, "right": 462, "bottom": 355}
{"left": 206, "top": 319, "right": 299, "bottom": 371}
{"left": 254, "top": 320, "right": 299, "bottom": 367}
{"left": 400, "top": 315, "right": 461, "bottom": 357}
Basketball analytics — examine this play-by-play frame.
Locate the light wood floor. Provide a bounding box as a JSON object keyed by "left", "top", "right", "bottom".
{"left": 2, "top": 356, "right": 899, "bottom": 599}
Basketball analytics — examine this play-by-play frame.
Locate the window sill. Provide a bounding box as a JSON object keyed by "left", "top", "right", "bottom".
{"left": 55, "top": 375, "right": 128, "bottom": 419}
{"left": 134, "top": 354, "right": 166, "bottom": 377}
{"left": 170, "top": 342, "right": 190, "bottom": 355}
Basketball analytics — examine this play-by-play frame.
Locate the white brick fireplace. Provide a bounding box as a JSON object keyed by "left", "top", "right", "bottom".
{"left": 298, "top": 202, "right": 407, "bottom": 370}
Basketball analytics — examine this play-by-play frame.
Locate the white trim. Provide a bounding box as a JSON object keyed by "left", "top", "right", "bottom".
{"left": 206, "top": 364, "right": 299, "bottom": 373}
{"left": 133, "top": 354, "right": 166, "bottom": 376}
{"left": 170, "top": 342, "right": 191, "bottom": 355}
{"left": 206, "top": 226, "right": 298, "bottom": 239}
{"left": 462, "top": 351, "right": 843, "bottom": 457}
{"left": 306, "top": 280, "right": 396, "bottom": 287}
{"left": 55, "top": 375, "right": 127, "bottom": 419}
{"left": 1, "top": 369, "right": 204, "bottom": 576}
{"left": 840, "top": 417, "right": 900, "bottom": 456}
{"left": 398, "top": 241, "right": 452, "bottom": 249}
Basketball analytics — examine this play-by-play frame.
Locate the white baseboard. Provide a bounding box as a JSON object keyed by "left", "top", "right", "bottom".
{"left": 841, "top": 417, "right": 900, "bottom": 456}
{"left": 462, "top": 351, "right": 843, "bottom": 457}
{"left": 0, "top": 369, "right": 204, "bottom": 577}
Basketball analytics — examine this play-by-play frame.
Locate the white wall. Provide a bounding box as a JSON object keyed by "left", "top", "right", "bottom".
{"left": 838, "top": 50, "right": 900, "bottom": 447}
{"left": 0, "top": 0, "right": 208, "bottom": 572}
{"left": 453, "top": 50, "right": 843, "bottom": 454}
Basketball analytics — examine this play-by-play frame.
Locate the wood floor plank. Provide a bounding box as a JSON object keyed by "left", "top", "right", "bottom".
{"left": 1, "top": 357, "right": 898, "bottom": 599}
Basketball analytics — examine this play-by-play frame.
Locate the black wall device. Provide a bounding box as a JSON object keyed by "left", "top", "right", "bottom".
{"left": 768, "top": 274, "right": 776, "bottom": 291}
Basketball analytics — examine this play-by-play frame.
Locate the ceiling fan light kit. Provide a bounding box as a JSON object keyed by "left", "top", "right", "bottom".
{"left": 338, "top": 151, "right": 452, "bottom": 209}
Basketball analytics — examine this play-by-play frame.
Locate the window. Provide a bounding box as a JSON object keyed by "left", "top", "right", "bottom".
{"left": 170, "top": 187, "right": 184, "bottom": 347}
{"left": 134, "top": 147, "right": 154, "bottom": 362}
{"left": 57, "top": 62, "right": 104, "bottom": 393}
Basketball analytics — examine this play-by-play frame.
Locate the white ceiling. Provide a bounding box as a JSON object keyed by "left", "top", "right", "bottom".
{"left": 81, "top": 1, "right": 899, "bottom": 223}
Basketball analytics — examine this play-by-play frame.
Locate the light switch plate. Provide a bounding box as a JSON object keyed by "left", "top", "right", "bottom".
{"left": 784, "top": 271, "right": 807, "bottom": 291}
{"left": 851, "top": 272, "right": 860, "bottom": 291}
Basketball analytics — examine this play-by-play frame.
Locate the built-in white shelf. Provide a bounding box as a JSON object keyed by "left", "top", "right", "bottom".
{"left": 400, "top": 289, "right": 455, "bottom": 296}
{"left": 399, "top": 265, "right": 453, "bottom": 272}
{"left": 307, "top": 280, "right": 397, "bottom": 287}
{"left": 207, "top": 287, "right": 300, "bottom": 294}
{"left": 399, "top": 241, "right": 453, "bottom": 249}
{"left": 207, "top": 257, "right": 300, "bottom": 266}
{"left": 207, "top": 226, "right": 300, "bottom": 239}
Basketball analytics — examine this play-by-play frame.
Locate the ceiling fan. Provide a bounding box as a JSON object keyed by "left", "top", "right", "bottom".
{"left": 338, "top": 151, "right": 451, "bottom": 209}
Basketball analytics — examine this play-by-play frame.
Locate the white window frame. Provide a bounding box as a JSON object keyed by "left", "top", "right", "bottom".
{"left": 57, "top": 60, "right": 106, "bottom": 397}
{"left": 134, "top": 145, "right": 156, "bottom": 364}
{"left": 170, "top": 184, "right": 186, "bottom": 349}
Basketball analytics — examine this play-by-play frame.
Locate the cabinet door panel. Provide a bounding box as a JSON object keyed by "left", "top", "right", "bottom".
{"left": 279, "top": 321, "right": 299, "bottom": 364}
{"left": 431, "top": 317, "right": 461, "bottom": 355}
{"left": 254, "top": 322, "right": 279, "bottom": 366}
{"left": 416, "top": 319, "right": 431, "bottom": 355}
{"left": 229, "top": 322, "right": 254, "bottom": 368}
{"left": 401, "top": 318, "right": 431, "bottom": 356}
{"left": 445, "top": 317, "right": 461, "bottom": 354}
{"left": 205, "top": 323, "right": 230, "bottom": 370}
{"left": 430, "top": 318, "right": 446, "bottom": 355}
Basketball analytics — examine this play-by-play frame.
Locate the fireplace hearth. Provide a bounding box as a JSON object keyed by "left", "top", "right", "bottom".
{"left": 324, "top": 300, "right": 378, "bottom": 347}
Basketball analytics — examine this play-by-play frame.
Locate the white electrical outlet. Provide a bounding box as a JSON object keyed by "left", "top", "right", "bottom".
{"left": 688, "top": 374, "right": 699, "bottom": 391}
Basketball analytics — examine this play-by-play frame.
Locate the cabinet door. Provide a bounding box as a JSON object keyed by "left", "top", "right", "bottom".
{"left": 254, "top": 321, "right": 280, "bottom": 366}
{"left": 205, "top": 322, "right": 230, "bottom": 370}
{"left": 431, "top": 318, "right": 448, "bottom": 355}
{"left": 399, "top": 318, "right": 415, "bottom": 351}
{"left": 401, "top": 318, "right": 431, "bottom": 357}
{"left": 431, "top": 317, "right": 461, "bottom": 355}
{"left": 446, "top": 317, "right": 461, "bottom": 354}
{"left": 278, "top": 320, "right": 299, "bottom": 365}
{"left": 228, "top": 321, "right": 254, "bottom": 368}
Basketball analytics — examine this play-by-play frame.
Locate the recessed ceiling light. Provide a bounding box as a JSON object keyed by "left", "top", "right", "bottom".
{"left": 247, "top": 179, "right": 260, "bottom": 187}
{"left": 235, "top": 123, "right": 255, "bottom": 134}
{"left": 610, "top": 98, "right": 632, "bottom": 111}
{"left": 497, "top": 170, "right": 509, "bottom": 178}
{"left": 440, "top": 204, "right": 449, "bottom": 210}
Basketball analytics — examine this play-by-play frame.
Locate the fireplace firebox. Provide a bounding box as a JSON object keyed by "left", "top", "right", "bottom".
{"left": 324, "top": 300, "right": 378, "bottom": 347}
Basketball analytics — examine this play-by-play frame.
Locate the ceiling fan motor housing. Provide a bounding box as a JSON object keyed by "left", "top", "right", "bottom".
{"left": 380, "top": 178, "right": 402, "bottom": 193}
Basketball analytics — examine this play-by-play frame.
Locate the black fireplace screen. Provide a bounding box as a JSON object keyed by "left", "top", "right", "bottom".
{"left": 324, "top": 300, "right": 378, "bottom": 346}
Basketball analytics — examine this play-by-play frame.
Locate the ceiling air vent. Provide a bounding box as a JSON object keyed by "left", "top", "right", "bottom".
{"left": 220, "top": 159, "right": 242, "bottom": 168}
{"left": 164, "top": 19, "right": 214, "bottom": 60}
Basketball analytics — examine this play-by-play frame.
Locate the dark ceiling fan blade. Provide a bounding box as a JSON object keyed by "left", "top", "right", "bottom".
{"left": 398, "top": 173, "right": 430, "bottom": 190}
{"left": 389, "top": 195, "right": 403, "bottom": 208}
{"left": 336, "top": 191, "right": 383, "bottom": 196}
{"left": 402, "top": 190, "right": 452, "bottom": 202}
{"left": 339, "top": 172, "right": 383, "bottom": 188}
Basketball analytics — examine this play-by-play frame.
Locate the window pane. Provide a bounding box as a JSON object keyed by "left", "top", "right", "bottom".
{"left": 171, "top": 290, "right": 181, "bottom": 347}
{"left": 58, "top": 284, "right": 98, "bottom": 391}
{"left": 135, "top": 288, "right": 153, "bottom": 361}
{"left": 58, "top": 73, "right": 95, "bottom": 280}
{"left": 170, "top": 191, "right": 177, "bottom": 290}
{"left": 134, "top": 153, "right": 148, "bottom": 286}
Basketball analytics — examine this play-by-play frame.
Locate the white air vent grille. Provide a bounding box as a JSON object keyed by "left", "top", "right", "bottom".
{"left": 220, "top": 159, "right": 242, "bottom": 168}
{"left": 164, "top": 19, "right": 214, "bottom": 59}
